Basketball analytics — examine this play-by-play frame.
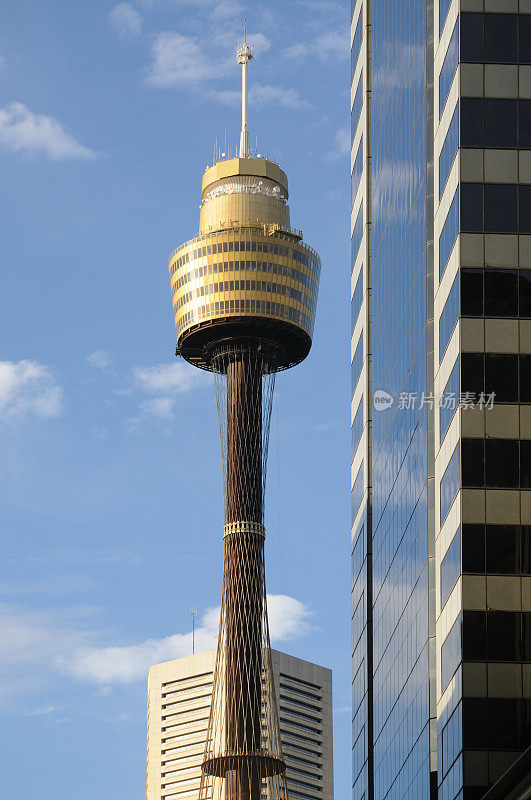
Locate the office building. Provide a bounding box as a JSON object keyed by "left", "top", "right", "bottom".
{"left": 350, "top": 2, "right": 531, "bottom": 799}
{"left": 146, "top": 649, "right": 333, "bottom": 800}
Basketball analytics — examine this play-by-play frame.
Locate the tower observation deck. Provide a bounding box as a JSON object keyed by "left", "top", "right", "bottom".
{"left": 168, "top": 22, "right": 321, "bottom": 800}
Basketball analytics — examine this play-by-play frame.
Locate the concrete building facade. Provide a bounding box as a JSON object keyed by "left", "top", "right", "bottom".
{"left": 147, "top": 650, "right": 333, "bottom": 800}
{"left": 350, "top": 2, "right": 531, "bottom": 799}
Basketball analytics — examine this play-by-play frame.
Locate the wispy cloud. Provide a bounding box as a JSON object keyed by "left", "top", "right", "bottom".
{"left": 86, "top": 351, "right": 113, "bottom": 370}
{"left": 0, "top": 360, "right": 63, "bottom": 422}
{"left": 324, "top": 127, "right": 350, "bottom": 162}
{"left": 286, "top": 30, "right": 349, "bottom": 64}
{"left": 144, "top": 32, "right": 231, "bottom": 87}
{"left": 130, "top": 361, "right": 209, "bottom": 421}
{"left": 0, "top": 102, "right": 97, "bottom": 161}
{"left": 109, "top": 3, "right": 143, "bottom": 40}
{"left": 0, "top": 595, "right": 313, "bottom": 693}
{"left": 0, "top": 54, "right": 6, "bottom": 69}
{"left": 133, "top": 362, "right": 207, "bottom": 395}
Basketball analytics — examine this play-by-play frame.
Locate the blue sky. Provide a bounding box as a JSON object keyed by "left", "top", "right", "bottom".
{"left": 0, "top": 1, "right": 351, "bottom": 797}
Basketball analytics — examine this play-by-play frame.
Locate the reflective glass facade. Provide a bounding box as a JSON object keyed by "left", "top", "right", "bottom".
{"left": 350, "top": 2, "right": 531, "bottom": 800}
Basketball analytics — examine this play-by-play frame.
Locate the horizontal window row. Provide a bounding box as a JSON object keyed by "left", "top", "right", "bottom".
{"left": 351, "top": 9, "right": 362, "bottom": 78}
{"left": 461, "top": 353, "right": 531, "bottom": 404}
{"left": 463, "top": 523, "right": 531, "bottom": 576}
{"left": 462, "top": 437, "right": 531, "bottom": 489}
{"left": 461, "top": 183, "right": 531, "bottom": 234}
{"left": 176, "top": 300, "right": 314, "bottom": 338}
{"left": 464, "top": 610, "right": 531, "bottom": 663}
{"left": 461, "top": 13, "right": 531, "bottom": 65}
{"left": 351, "top": 268, "right": 363, "bottom": 329}
{"left": 171, "top": 239, "right": 319, "bottom": 272}
{"left": 170, "top": 259, "right": 318, "bottom": 297}
{"left": 463, "top": 698, "right": 531, "bottom": 752}
{"left": 279, "top": 683, "right": 321, "bottom": 702}
{"left": 173, "top": 280, "right": 316, "bottom": 316}
{"left": 461, "top": 269, "right": 531, "bottom": 319}
{"left": 441, "top": 523, "right": 531, "bottom": 609}
{"left": 461, "top": 98, "right": 531, "bottom": 149}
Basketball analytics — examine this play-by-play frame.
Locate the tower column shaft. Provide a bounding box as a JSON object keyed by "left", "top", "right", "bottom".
{"left": 224, "top": 356, "right": 263, "bottom": 799}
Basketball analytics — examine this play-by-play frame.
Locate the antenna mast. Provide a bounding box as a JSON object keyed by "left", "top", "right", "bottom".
{"left": 190, "top": 606, "right": 197, "bottom": 655}
{"left": 237, "top": 19, "right": 254, "bottom": 158}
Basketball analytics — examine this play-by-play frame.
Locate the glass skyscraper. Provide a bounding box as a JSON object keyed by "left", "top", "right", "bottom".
{"left": 350, "top": 3, "right": 531, "bottom": 800}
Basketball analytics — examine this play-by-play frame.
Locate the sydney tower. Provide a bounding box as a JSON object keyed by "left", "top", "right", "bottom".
{"left": 168, "top": 25, "right": 321, "bottom": 800}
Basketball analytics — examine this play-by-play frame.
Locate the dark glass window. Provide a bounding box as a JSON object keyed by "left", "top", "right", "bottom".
{"left": 463, "top": 610, "right": 486, "bottom": 660}
{"left": 440, "top": 21, "right": 459, "bottom": 117}
{"left": 461, "top": 13, "right": 483, "bottom": 62}
{"left": 462, "top": 438, "right": 484, "bottom": 487}
{"left": 519, "top": 271, "right": 531, "bottom": 317}
{"left": 463, "top": 699, "right": 520, "bottom": 750}
{"left": 440, "top": 105, "right": 459, "bottom": 199}
{"left": 486, "top": 526, "right": 519, "bottom": 574}
{"left": 520, "top": 101, "right": 531, "bottom": 148}
{"left": 485, "top": 439, "right": 519, "bottom": 488}
{"left": 461, "top": 183, "right": 483, "bottom": 232}
{"left": 485, "top": 14, "right": 517, "bottom": 63}
{"left": 351, "top": 524, "right": 364, "bottom": 585}
{"left": 485, "top": 354, "right": 518, "bottom": 403}
{"left": 462, "top": 524, "right": 485, "bottom": 573}
{"left": 441, "top": 358, "right": 460, "bottom": 442}
{"left": 485, "top": 185, "right": 518, "bottom": 233}
{"left": 461, "top": 269, "right": 483, "bottom": 316}
{"left": 441, "top": 528, "right": 461, "bottom": 608}
{"left": 442, "top": 616, "right": 461, "bottom": 690}
{"left": 519, "top": 14, "right": 531, "bottom": 64}
{"left": 461, "top": 353, "right": 484, "bottom": 398}
{"left": 461, "top": 98, "right": 483, "bottom": 147}
{"left": 484, "top": 270, "right": 518, "bottom": 317}
{"left": 520, "top": 186, "right": 531, "bottom": 235}
{"left": 485, "top": 99, "right": 517, "bottom": 148}
{"left": 523, "top": 613, "right": 531, "bottom": 662}
{"left": 439, "top": 275, "right": 459, "bottom": 361}
{"left": 521, "top": 441, "right": 531, "bottom": 489}
{"left": 522, "top": 527, "right": 531, "bottom": 574}
{"left": 351, "top": 399, "right": 363, "bottom": 458}
{"left": 521, "top": 355, "right": 531, "bottom": 403}
{"left": 487, "top": 610, "right": 520, "bottom": 661}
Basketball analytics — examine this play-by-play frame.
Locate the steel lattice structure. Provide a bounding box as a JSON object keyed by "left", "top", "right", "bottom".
{"left": 168, "top": 27, "right": 321, "bottom": 800}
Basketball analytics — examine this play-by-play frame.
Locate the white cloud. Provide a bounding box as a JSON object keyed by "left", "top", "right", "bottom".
{"left": 64, "top": 594, "right": 312, "bottom": 683}
{"left": 286, "top": 30, "right": 349, "bottom": 64}
{"left": 324, "top": 127, "right": 350, "bottom": 162}
{"left": 212, "top": 84, "right": 311, "bottom": 111}
{"left": 145, "top": 32, "right": 229, "bottom": 87}
{"left": 0, "top": 595, "right": 313, "bottom": 692}
{"left": 131, "top": 361, "right": 209, "bottom": 420}
{"left": 0, "top": 360, "right": 63, "bottom": 421}
{"left": 210, "top": 0, "right": 244, "bottom": 19}
{"left": 0, "top": 102, "right": 97, "bottom": 161}
{"left": 133, "top": 362, "right": 207, "bottom": 395}
{"left": 109, "top": 3, "right": 143, "bottom": 39}
{"left": 139, "top": 396, "right": 175, "bottom": 419}
{"left": 86, "top": 351, "right": 113, "bottom": 370}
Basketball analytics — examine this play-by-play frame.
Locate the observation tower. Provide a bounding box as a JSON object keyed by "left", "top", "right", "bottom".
{"left": 168, "top": 23, "right": 321, "bottom": 800}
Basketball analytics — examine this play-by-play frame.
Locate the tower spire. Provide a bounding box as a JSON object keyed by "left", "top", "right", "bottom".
{"left": 237, "top": 19, "right": 254, "bottom": 158}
